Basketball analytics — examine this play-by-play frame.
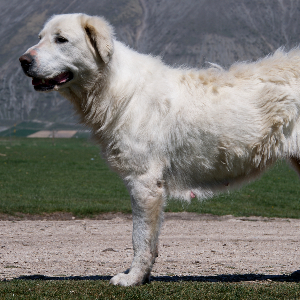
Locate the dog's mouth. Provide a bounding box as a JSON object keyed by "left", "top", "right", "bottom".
{"left": 32, "top": 71, "right": 73, "bottom": 91}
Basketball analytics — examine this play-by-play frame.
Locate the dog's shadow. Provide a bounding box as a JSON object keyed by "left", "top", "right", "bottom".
{"left": 15, "top": 271, "right": 300, "bottom": 283}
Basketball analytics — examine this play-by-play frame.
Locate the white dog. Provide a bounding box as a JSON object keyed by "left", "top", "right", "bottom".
{"left": 19, "top": 13, "right": 300, "bottom": 286}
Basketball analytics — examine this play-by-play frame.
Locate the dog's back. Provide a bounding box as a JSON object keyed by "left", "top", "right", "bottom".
{"left": 147, "top": 49, "right": 300, "bottom": 200}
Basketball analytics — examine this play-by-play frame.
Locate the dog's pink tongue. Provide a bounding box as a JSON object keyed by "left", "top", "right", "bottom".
{"left": 54, "top": 72, "right": 69, "bottom": 84}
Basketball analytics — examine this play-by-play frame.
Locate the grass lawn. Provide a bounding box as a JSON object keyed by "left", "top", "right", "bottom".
{"left": 0, "top": 138, "right": 130, "bottom": 216}
{"left": 0, "top": 137, "right": 300, "bottom": 218}
{"left": 1, "top": 280, "right": 300, "bottom": 300}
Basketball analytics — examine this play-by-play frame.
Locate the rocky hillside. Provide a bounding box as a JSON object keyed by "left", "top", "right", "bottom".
{"left": 1, "top": 0, "right": 300, "bottom": 124}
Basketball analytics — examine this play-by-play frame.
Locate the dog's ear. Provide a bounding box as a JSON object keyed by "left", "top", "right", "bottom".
{"left": 82, "top": 15, "right": 114, "bottom": 63}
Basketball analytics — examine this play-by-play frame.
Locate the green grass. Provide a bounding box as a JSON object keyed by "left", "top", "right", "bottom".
{"left": 0, "top": 138, "right": 131, "bottom": 216}
{"left": 1, "top": 280, "right": 300, "bottom": 300}
{"left": 0, "top": 138, "right": 300, "bottom": 218}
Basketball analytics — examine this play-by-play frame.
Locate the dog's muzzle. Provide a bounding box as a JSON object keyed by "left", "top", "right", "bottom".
{"left": 19, "top": 53, "right": 73, "bottom": 91}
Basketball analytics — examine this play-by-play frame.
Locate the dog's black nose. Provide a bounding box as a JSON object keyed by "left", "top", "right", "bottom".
{"left": 19, "top": 54, "right": 34, "bottom": 73}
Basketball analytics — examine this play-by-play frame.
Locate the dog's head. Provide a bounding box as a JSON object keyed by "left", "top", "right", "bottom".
{"left": 19, "top": 13, "right": 114, "bottom": 92}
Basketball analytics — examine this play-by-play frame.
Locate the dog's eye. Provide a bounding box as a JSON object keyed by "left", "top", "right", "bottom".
{"left": 56, "top": 36, "right": 68, "bottom": 44}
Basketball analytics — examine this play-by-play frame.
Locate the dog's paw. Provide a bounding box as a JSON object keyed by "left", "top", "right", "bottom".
{"left": 110, "top": 272, "right": 145, "bottom": 286}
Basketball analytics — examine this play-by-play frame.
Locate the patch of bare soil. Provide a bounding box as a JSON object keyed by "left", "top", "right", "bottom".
{"left": 1, "top": 213, "right": 300, "bottom": 282}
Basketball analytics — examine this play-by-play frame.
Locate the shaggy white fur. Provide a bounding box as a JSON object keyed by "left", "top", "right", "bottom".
{"left": 19, "top": 13, "right": 300, "bottom": 286}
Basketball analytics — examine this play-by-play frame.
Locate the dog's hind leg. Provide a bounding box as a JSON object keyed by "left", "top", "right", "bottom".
{"left": 110, "top": 173, "right": 165, "bottom": 286}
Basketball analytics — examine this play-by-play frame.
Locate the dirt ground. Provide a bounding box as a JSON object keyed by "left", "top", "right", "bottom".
{"left": 1, "top": 213, "right": 300, "bottom": 282}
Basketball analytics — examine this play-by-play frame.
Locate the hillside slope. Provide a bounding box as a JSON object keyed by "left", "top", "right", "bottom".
{"left": 1, "top": 0, "right": 300, "bottom": 123}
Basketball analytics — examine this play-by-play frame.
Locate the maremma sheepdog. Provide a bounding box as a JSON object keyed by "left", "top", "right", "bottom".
{"left": 19, "top": 13, "right": 300, "bottom": 286}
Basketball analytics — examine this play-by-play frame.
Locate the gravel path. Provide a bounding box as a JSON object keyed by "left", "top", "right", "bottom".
{"left": 1, "top": 213, "right": 300, "bottom": 281}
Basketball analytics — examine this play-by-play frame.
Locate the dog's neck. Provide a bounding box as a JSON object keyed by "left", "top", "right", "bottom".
{"left": 58, "top": 53, "right": 127, "bottom": 144}
{"left": 59, "top": 41, "right": 150, "bottom": 145}
{"left": 59, "top": 71, "right": 109, "bottom": 128}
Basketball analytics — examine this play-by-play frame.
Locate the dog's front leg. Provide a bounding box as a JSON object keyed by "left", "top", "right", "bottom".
{"left": 110, "top": 176, "right": 165, "bottom": 286}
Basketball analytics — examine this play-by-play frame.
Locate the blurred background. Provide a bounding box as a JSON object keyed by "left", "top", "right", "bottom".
{"left": 1, "top": 0, "right": 300, "bottom": 135}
